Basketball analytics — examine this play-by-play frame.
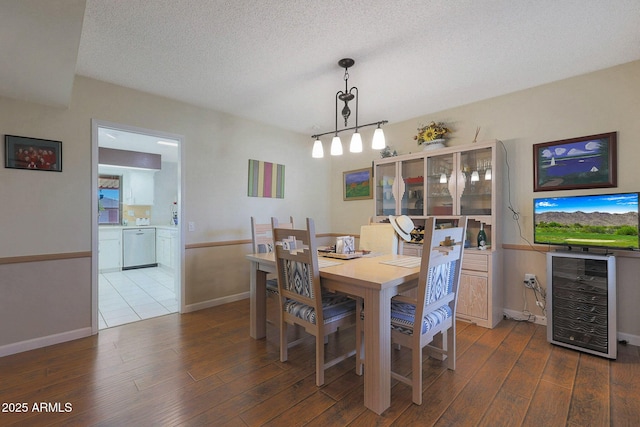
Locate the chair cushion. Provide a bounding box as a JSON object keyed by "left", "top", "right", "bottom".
{"left": 266, "top": 278, "right": 279, "bottom": 295}
{"left": 282, "top": 260, "right": 314, "bottom": 298}
{"left": 425, "top": 261, "right": 456, "bottom": 305}
{"left": 283, "top": 293, "right": 355, "bottom": 325}
{"left": 390, "top": 302, "right": 452, "bottom": 335}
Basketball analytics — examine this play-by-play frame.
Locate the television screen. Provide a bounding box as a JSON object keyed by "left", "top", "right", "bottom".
{"left": 534, "top": 192, "right": 639, "bottom": 250}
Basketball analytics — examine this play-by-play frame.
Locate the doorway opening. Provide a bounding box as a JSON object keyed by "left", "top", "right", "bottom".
{"left": 92, "top": 119, "right": 184, "bottom": 331}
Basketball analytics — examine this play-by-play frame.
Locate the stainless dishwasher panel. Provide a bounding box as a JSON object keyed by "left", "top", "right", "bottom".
{"left": 123, "top": 228, "right": 157, "bottom": 269}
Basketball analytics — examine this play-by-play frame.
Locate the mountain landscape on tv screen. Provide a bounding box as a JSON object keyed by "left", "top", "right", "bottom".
{"left": 536, "top": 211, "right": 638, "bottom": 227}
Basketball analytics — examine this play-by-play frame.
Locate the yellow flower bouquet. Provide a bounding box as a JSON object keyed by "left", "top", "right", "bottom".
{"left": 414, "top": 121, "right": 451, "bottom": 145}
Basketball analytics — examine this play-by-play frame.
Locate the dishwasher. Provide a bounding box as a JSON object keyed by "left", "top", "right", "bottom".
{"left": 123, "top": 228, "right": 157, "bottom": 269}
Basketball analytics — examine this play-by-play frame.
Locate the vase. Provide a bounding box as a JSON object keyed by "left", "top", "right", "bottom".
{"left": 422, "top": 138, "right": 446, "bottom": 151}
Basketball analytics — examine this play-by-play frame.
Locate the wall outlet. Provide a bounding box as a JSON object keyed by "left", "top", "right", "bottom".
{"left": 188, "top": 221, "right": 195, "bottom": 232}
{"left": 524, "top": 273, "right": 536, "bottom": 288}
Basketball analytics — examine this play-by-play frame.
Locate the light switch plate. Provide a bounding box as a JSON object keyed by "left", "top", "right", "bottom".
{"left": 188, "top": 222, "right": 195, "bottom": 232}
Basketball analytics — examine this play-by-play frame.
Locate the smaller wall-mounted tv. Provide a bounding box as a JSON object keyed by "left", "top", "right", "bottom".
{"left": 534, "top": 192, "right": 639, "bottom": 250}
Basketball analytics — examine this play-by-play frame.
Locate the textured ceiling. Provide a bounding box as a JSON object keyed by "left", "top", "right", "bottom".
{"left": 2, "top": 1, "right": 640, "bottom": 139}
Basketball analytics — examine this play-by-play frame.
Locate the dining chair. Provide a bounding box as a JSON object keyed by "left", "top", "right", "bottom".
{"left": 358, "top": 223, "right": 399, "bottom": 255}
{"left": 389, "top": 216, "right": 466, "bottom": 405}
{"left": 251, "top": 216, "right": 295, "bottom": 296}
{"left": 273, "top": 218, "right": 359, "bottom": 386}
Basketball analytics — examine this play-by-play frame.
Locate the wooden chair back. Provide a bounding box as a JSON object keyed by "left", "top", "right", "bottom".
{"left": 250, "top": 217, "right": 274, "bottom": 253}
{"left": 359, "top": 224, "right": 399, "bottom": 254}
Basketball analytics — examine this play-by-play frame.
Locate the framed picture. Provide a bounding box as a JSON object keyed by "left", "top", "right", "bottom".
{"left": 533, "top": 132, "right": 616, "bottom": 192}
{"left": 343, "top": 167, "right": 373, "bottom": 201}
{"left": 5, "top": 135, "right": 62, "bottom": 172}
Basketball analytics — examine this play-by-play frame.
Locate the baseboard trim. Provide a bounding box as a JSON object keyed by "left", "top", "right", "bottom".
{"left": 617, "top": 332, "right": 640, "bottom": 347}
{"left": 503, "top": 310, "right": 640, "bottom": 346}
{"left": 183, "top": 291, "right": 249, "bottom": 313}
{"left": 0, "top": 327, "right": 93, "bottom": 358}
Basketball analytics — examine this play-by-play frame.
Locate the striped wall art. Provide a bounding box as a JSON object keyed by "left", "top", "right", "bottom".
{"left": 247, "top": 159, "right": 285, "bottom": 198}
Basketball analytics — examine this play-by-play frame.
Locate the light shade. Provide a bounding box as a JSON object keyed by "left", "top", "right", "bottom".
{"left": 330, "top": 135, "right": 343, "bottom": 155}
{"left": 485, "top": 168, "right": 492, "bottom": 180}
{"left": 439, "top": 173, "right": 447, "bottom": 184}
{"left": 312, "top": 139, "right": 324, "bottom": 158}
{"left": 471, "top": 171, "right": 480, "bottom": 182}
{"left": 350, "top": 132, "right": 363, "bottom": 153}
{"left": 371, "top": 127, "right": 386, "bottom": 149}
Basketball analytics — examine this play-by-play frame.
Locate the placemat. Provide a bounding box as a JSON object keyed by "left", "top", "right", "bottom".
{"left": 318, "top": 258, "right": 343, "bottom": 268}
{"left": 379, "top": 257, "right": 421, "bottom": 268}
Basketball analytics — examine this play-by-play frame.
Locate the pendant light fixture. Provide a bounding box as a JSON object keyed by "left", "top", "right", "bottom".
{"left": 311, "top": 58, "right": 388, "bottom": 157}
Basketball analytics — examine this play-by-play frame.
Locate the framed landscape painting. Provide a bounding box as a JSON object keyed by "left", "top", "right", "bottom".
{"left": 343, "top": 167, "right": 373, "bottom": 201}
{"left": 533, "top": 132, "right": 617, "bottom": 192}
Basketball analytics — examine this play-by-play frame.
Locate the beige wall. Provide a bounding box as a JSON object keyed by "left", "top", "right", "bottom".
{"left": 0, "top": 76, "right": 332, "bottom": 351}
{"left": 331, "top": 60, "right": 640, "bottom": 340}
{"left": 2, "top": 60, "right": 640, "bottom": 353}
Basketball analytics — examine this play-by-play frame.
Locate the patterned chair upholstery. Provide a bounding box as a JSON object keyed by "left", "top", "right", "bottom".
{"left": 273, "top": 218, "right": 358, "bottom": 387}
{"left": 389, "top": 216, "right": 466, "bottom": 405}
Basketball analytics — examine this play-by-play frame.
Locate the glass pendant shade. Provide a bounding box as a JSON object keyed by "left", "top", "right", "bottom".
{"left": 330, "top": 135, "right": 343, "bottom": 155}
{"left": 350, "top": 132, "right": 363, "bottom": 153}
{"left": 439, "top": 173, "right": 447, "bottom": 184}
{"left": 485, "top": 168, "right": 492, "bottom": 180}
{"left": 312, "top": 139, "right": 324, "bottom": 158}
{"left": 371, "top": 127, "right": 386, "bottom": 149}
{"left": 471, "top": 171, "right": 480, "bottom": 182}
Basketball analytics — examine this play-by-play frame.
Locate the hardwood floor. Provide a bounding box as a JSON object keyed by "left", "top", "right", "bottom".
{"left": 1, "top": 298, "right": 638, "bottom": 426}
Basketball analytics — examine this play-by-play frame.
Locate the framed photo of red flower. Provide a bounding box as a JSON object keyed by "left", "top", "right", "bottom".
{"left": 4, "top": 135, "right": 62, "bottom": 172}
{"left": 533, "top": 132, "right": 616, "bottom": 192}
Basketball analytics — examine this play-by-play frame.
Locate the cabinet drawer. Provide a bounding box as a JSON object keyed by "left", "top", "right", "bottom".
{"left": 462, "top": 252, "right": 488, "bottom": 272}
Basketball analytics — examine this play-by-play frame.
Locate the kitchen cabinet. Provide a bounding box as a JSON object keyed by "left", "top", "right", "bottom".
{"left": 99, "top": 228, "right": 121, "bottom": 271}
{"left": 156, "top": 228, "right": 177, "bottom": 270}
{"left": 376, "top": 140, "right": 503, "bottom": 328}
{"left": 123, "top": 170, "right": 155, "bottom": 205}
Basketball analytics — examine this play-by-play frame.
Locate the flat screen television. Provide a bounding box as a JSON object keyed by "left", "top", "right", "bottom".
{"left": 533, "top": 192, "right": 639, "bottom": 250}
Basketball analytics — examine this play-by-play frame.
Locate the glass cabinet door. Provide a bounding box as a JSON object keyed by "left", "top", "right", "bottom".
{"left": 375, "top": 162, "right": 397, "bottom": 216}
{"left": 459, "top": 147, "right": 492, "bottom": 216}
{"left": 426, "top": 154, "right": 454, "bottom": 216}
{"left": 400, "top": 158, "right": 425, "bottom": 216}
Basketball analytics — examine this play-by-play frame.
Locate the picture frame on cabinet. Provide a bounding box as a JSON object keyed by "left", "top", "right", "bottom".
{"left": 343, "top": 167, "right": 373, "bottom": 201}
{"left": 4, "top": 134, "right": 62, "bottom": 172}
{"left": 533, "top": 132, "right": 616, "bottom": 192}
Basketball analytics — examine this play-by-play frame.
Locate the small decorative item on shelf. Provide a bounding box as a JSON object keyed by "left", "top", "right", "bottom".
{"left": 477, "top": 223, "right": 487, "bottom": 250}
{"left": 380, "top": 146, "right": 398, "bottom": 158}
{"left": 414, "top": 121, "right": 451, "bottom": 151}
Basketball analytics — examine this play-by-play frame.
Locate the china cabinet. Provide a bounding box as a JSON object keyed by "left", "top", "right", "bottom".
{"left": 373, "top": 140, "right": 503, "bottom": 328}
{"left": 547, "top": 251, "right": 616, "bottom": 359}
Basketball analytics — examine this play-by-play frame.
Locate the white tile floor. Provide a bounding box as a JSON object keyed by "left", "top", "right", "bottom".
{"left": 99, "top": 267, "right": 178, "bottom": 329}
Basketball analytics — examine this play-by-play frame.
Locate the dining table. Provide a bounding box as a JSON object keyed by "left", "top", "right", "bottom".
{"left": 246, "top": 251, "right": 421, "bottom": 415}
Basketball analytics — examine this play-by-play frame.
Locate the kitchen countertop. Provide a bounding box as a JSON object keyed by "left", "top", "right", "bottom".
{"left": 99, "top": 225, "right": 179, "bottom": 231}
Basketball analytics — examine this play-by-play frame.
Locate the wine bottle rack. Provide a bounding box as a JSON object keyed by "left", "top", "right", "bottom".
{"left": 547, "top": 251, "right": 616, "bottom": 359}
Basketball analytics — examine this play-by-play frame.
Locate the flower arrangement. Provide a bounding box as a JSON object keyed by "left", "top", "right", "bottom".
{"left": 414, "top": 121, "right": 451, "bottom": 145}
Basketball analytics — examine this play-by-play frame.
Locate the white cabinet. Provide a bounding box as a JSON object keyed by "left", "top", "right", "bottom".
{"left": 156, "top": 228, "right": 177, "bottom": 270}
{"left": 378, "top": 141, "right": 503, "bottom": 328}
{"left": 123, "top": 170, "right": 155, "bottom": 205}
{"left": 99, "top": 228, "right": 121, "bottom": 271}
{"left": 457, "top": 251, "right": 503, "bottom": 328}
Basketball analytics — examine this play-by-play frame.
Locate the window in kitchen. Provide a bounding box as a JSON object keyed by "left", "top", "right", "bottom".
{"left": 98, "top": 174, "right": 122, "bottom": 225}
